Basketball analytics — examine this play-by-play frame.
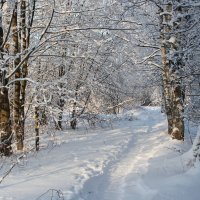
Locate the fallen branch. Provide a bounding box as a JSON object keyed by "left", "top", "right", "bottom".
{"left": 0, "top": 153, "right": 31, "bottom": 184}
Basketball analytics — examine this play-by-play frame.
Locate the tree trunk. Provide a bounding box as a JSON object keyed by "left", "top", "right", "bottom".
{"left": 57, "top": 64, "right": 65, "bottom": 130}
{"left": 70, "top": 86, "right": 78, "bottom": 129}
{"left": 35, "top": 106, "right": 39, "bottom": 151}
{"left": 159, "top": 2, "right": 184, "bottom": 140}
{"left": 159, "top": 4, "right": 174, "bottom": 134}
{"left": 0, "top": 84, "right": 12, "bottom": 156}
{"left": 12, "top": 2, "right": 23, "bottom": 150}
{"left": 19, "top": 0, "right": 28, "bottom": 145}
{"left": 71, "top": 101, "right": 77, "bottom": 129}
{"left": 0, "top": 7, "right": 12, "bottom": 156}
{"left": 169, "top": 1, "right": 185, "bottom": 140}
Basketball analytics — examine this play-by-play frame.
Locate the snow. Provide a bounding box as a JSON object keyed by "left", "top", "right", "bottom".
{"left": 168, "top": 36, "right": 176, "bottom": 44}
{"left": 0, "top": 107, "right": 199, "bottom": 200}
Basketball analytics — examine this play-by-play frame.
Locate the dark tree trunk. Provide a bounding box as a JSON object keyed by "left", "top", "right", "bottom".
{"left": 12, "top": 2, "right": 23, "bottom": 150}
{"left": 0, "top": 85, "right": 12, "bottom": 156}
{"left": 19, "top": 0, "right": 28, "bottom": 147}
{"left": 0, "top": 6, "right": 12, "bottom": 156}
{"left": 35, "top": 106, "right": 39, "bottom": 151}
{"left": 57, "top": 64, "right": 65, "bottom": 130}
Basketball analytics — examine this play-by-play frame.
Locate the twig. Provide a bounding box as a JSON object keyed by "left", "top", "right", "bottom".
{"left": 0, "top": 163, "right": 16, "bottom": 184}
{"left": 0, "top": 154, "right": 24, "bottom": 184}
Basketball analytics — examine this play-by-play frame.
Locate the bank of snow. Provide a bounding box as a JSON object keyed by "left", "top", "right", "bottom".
{"left": 0, "top": 107, "right": 199, "bottom": 200}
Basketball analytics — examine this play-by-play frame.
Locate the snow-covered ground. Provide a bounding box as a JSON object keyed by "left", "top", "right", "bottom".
{"left": 0, "top": 107, "right": 199, "bottom": 200}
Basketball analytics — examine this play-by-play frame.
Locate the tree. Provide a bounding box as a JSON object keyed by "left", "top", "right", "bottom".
{"left": 0, "top": 1, "right": 12, "bottom": 156}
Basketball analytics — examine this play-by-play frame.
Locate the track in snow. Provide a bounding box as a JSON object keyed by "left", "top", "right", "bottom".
{"left": 71, "top": 108, "right": 172, "bottom": 200}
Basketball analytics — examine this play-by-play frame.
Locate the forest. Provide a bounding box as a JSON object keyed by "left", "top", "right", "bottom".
{"left": 0, "top": 0, "right": 200, "bottom": 200}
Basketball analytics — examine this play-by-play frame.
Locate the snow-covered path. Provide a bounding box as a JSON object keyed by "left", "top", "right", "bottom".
{"left": 0, "top": 107, "right": 199, "bottom": 200}
{"left": 72, "top": 108, "right": 171, "bottom": 200}
{"left": 103, "top": 130, "right": 159, "bottom": 200}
